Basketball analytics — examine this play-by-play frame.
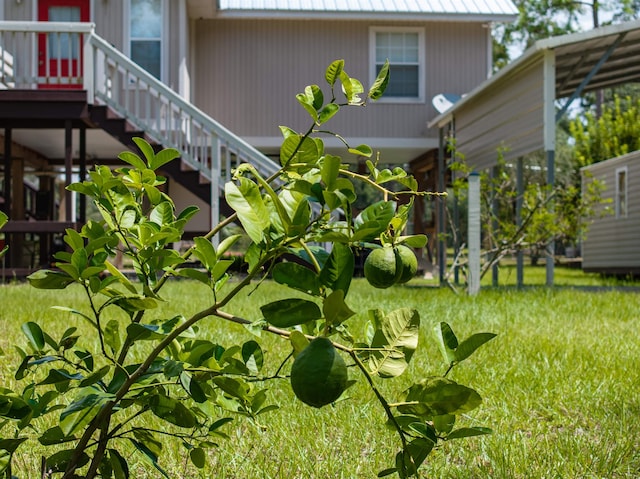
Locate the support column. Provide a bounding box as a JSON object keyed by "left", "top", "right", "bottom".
{"left": 10, "top": 157, "right": 24, "bottom": 267}
{"left": 491, "top": 166, "right": 499, "bottom": 286}
{"left": 516, "top": 157, "right": 524, "bottom": 288}
{"left": 79, "top": 125, "right": 87, "bottom": 224}
{"left": 437, "top": 127, "right": 446, "bottom": 284}
{"left": 64, "top": 120, "right": 73, "bottom": 223}
{"left": 543, "top": 50, "right": 556, "bottom": 286}
{"left": 3, "top": 129, "right": 10, "bottom": 215}
{"left": 468, "top": 172, "right": 481, "bottom": 295}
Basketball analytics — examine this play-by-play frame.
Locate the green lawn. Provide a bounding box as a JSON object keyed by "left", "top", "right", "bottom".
{"left": 1, "top": 270, "right": 639, "bottom": 478}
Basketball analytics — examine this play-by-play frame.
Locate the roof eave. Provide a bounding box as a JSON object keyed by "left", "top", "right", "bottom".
{"left": 208, "top": 11, "right": 518, "bottom": 22}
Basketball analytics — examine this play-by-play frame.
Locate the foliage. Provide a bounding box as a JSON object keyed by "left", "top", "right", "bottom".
{"left": 492, "top": 0, "right": 639, "bottom": 69}
{"left": 570, "top": 94, "right": 640, "bottom": 167}
{"left": 0, "top": 61, "right": 494, "bottom": 478}
{"left": 446, "top": 145, "right": 609, "bottom": 282}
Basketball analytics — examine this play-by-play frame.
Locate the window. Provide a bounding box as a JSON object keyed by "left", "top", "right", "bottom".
{"left": 128, "top": 0, "right": 164, "bottom": 80}
{"left": 370, "top": 27, "right": 424, "bottom": 102}
{"left": 48, "top": 7, "right": 81, "bottom": 60}
{"left": 615, "top": 167, "right": 628, "bottom": 218}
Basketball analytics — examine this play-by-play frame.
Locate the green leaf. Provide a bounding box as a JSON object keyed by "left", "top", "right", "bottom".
{"left": 118, "top": 151, "right": 147, "bottom": 170}
{"left": 454, "top": 333, "right": 497, "bottom": 363}
{"left": 241, "top": 340, "right": 264, "bottom": 374}
{"left": 0, "top": 211, "right": 7, "bottom": 229}
{"left": 369, "top": 59, "right": 389, "bottom": 100}
{"left": 79, "top": 365, "right": 111, "bottom": 388}
{"left": 126, "top": 323, "right": 165, "bottom": 342}
{"left": 150, "top": 201, "right": 174, "bottom": 227}
{"left": 190, "top": 447, "right": 206, "bottom": 469}
{"left": 109, "top": 448, "right": 130, "bottom": 479}
{"left": 325, "top": 59, "right": 344, "bottom": 87}
{"left": 104, "top": 319, "right": 122, "bottom": 354}
{"left": 192, "top": 236, "right": 217, "bottom": 270}
{"left": 45, "top": 449, "right": 90, "bottom": 473}
{"left": 318, "top": 103, "right": 339, "bottom": 124}
{"left": 367, "top": 308, "right": 420, "bottom": 378}
{"left": 280, "top": 134, "right": 320, "bottom": 166}
{"left": 27, "top": 270, "right": 74, "bottom": 290}
{"left": 398, "top": 377, "right": 482, "bottom": 418}
{"left": 104, "top": 261, "right": 138, "bottom": 295}
{"left": 355, "top": 201, "right": 396, "bottom": 231}
{"left": 212, "top": 376, "right": 250, "bottom": 401}
{"left": 289, "top": 330, "right": 309, "bottom": 357}
{"left": 348, "top": 144, "right": 373, "bottom": 158}
{"left": 39, "top": 426, "right": 74, "bottom": 446}
{"left": 296, "top": 92, "right": 318, "bottom": 122}
{"left": 150, "top": 147, "right": 180, "bottom": 170}
{"left": 272, "top": 262, "right": 322, "bottom": 296}
{"left": 321, "top": 155, "right": 341, "bottom": 191}
{"left": 323, "top": 290, "right": 355, "bottom": 327}
{"left": 149, "top": 394, "right": 197, "bottom": 428}
{"left": 319, "top": 243, "right": 354, "bottom": 294}
{"left": 447, "top": 427, "right": 492, "bottom": 440}
{"left": 225, "top": 178, "right": 270, "bottom": 244}
{"left": 60, "top": 392, "right": 114, "bottom": 436}
{"left": 64, "top": 228, "right": 84, "bottom": 251}
{"left": 433, "top": 322, "right": 458, "bottom": 364}
{"left": 22, "top": 322, "right": 45, "bottom": 351}
{"left": 399, "top": 234, "right": 428, "bottom": 248}
{"left": 261, "top": 298, "right": 322, "bottom": 328}
{"left": 129, "top": 437, "right": 170, "bottom": 479}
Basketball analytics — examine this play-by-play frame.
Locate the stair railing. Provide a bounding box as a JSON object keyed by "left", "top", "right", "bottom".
{"left": 0, "top": 21, "right": 283, "bottom": 231}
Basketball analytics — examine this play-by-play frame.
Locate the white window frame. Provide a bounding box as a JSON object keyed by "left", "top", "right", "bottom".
{"left": 615, "top": 166, "right": 628, "bottom": 218}
{"left": 124, "top": 0, "right": 168, "bottom": 83}
{"left": 369, "top": 26, "right": 425, "bottom": 104}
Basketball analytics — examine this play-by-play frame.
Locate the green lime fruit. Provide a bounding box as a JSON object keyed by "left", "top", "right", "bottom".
{"left": 396, "top": 245, "right": 418, "bottom": 284}
{"left": 364, "top": 246, "right": 401, "bottom": 289}
{"left": 290, "top": 337, "right": 348, "bottom": 408}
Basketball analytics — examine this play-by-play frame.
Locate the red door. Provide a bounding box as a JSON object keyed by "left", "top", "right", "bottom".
{"left": 38, "top": 0, "right": 90, "bottom": 89}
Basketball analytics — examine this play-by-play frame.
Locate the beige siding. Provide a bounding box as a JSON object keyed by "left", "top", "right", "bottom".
{"left": 193, "top": 19, "right": 489, "bottom": 148}
{"left": 93, "top": 1, "right": 125, "bottom": 50}
{"left": 455, "top": 55, "right": 545, "bottom": 171}
{"left": 4, "top": 0, "right": 32, "bottom": 21}
{"left": 582, "top": 151, "right": 640, "bottom": 272}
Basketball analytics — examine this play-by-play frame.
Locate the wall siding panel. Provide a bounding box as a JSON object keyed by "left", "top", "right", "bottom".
{"left": 194, "top": 19, "right": 489, "bottom": 149}
{"left": 582, "top": 151, "right": 640, "bottom": 273}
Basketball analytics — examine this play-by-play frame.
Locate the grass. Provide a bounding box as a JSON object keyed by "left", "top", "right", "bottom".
{"left": 1, "top": 269, "right": 639, "bottom": 478}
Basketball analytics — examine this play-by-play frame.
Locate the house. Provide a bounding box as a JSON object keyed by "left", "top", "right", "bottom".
{"left": 582, "top": 150, "right": 640, "bottom": 276}
{"left": 0, "top": 0, "right": 517, "bottom": 275}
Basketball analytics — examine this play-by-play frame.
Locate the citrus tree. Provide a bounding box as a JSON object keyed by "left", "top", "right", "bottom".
{"left": 0, "top": 60, "right": 494, "bottom": 478}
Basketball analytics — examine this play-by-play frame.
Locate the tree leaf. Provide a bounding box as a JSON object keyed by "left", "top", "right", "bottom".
{"left": 150, "top": 201, "right": 174, "bottom": 227}
{"left": 109, "top": 448, "right": 130, "bottom": 479}
{"left": 225, "top": 178, "right": 270, "bottom": 244}
{"left": 192, "top": 236, "right": 217, "bottom": 270}
{"left": 118, "top": 151, "right": 147, "bottom": 170}
{"left": 348, "top": 144, "right": 373, "bottom": 158}
{"left": 319, "top": 243, "right": 354, "bottom": 294}
{"left": 190, "top": 447, "right": 206, "bottom": 469}
{"left": 242, "top": 340, "right": 264, "bottom": 374}
{"left": 325, "top": 59, "right": 344, "bottom": 87}
{"left": 261, "top": 298, "right": 322, "bottom": 328}
{"left": 149, "top": 147, "right": 180, "bottom": 170}
{"left": 398, "top": 377, "right": 482, "bottom": 418}
{"left": 433, "top": 322, "right": 458, "bottom": 364}
{"left": 367, "top": 308, "right": 420, "bottom": 378}
{"left": 323, "top": 290, "right": 355, "bottom": 327}
{"left": 454, "top": 333, "right": 497, "bottom": 363}
{"left": 272, "top": 262, "right": 322, "bottom": 296}
{"left": 318, "top": 103, "right": 339, "bottom": 124}
{"left": 369, "top": 59, "right": 389, "bottom": 100}
{"left": 355, "top": 200, "right": 396, "bottom": 230}
{"left": 129, "top": 437, "right": 170, "bottom": 479}
{"left": 60, "top": 392, "right": 114, "bottom": 436}
{"left": 447, "top": 427, "right": 492, "bottom": 440}
{"left": 21, "top": 322, "right": 45, "bottom": 351}
{"left": 26, "top": 270, "right": 74, "bottom": 290}
{"left": 149, "top": 394, "right": 197, "bottom": 428}
{"left": 104, "top": 319, "right": 122, "bottom": 355}
{"left": 45, "top": 449, "right": 90, "bottom": 473}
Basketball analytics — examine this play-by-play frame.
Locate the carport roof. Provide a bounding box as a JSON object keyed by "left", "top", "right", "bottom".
{"left": 428, "top": 19, "right": 640, "bottom": 173}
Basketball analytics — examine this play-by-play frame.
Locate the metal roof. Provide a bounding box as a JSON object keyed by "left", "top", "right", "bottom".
{"left": 431, "top": 19, "right": 640, "bottom": 129}
{"left": 214, "top": 0, "right": 518, "bottom": 20}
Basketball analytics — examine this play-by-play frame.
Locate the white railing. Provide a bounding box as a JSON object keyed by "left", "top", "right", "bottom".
{"left": 0, "top": 21, "right": 281, "bottom": 221}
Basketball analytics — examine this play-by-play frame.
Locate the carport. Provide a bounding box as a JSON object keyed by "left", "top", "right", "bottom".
{"left": 429, "top": 19, "right": 640, "bottom": 287}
